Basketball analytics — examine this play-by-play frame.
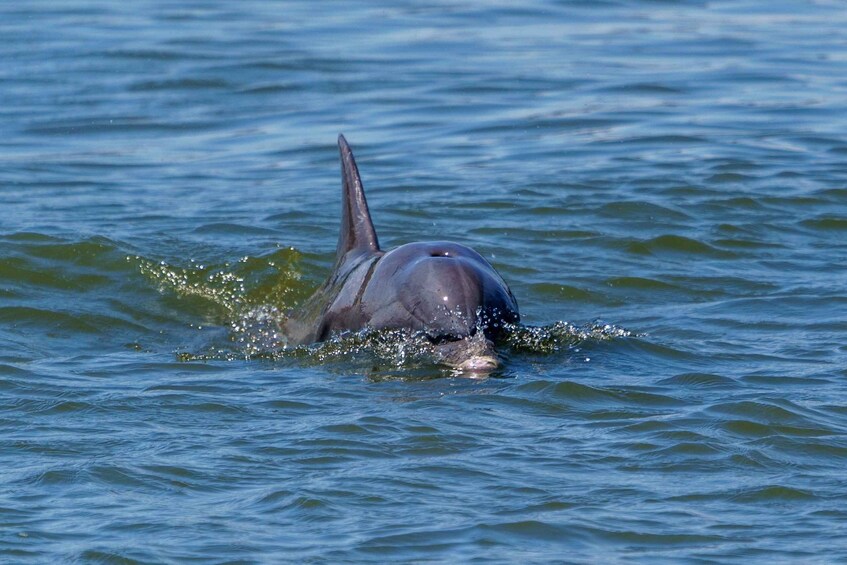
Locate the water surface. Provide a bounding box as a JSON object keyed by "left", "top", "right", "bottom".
{"left": 2, "top": 1, "right": 847, "bottom": 562}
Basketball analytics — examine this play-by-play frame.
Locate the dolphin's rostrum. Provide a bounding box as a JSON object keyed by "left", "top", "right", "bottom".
{"left": 283, "top": 135, "right": 519, "bottom": 370}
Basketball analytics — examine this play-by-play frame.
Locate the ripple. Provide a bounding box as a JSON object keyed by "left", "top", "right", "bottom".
{"left": 128, "top": 78, "right": 232, "bottom": 91}
{"left": 598, "top": 201, "right": 691, "bottom": 221}
{"left": 606, "top": 276, "right": 669, "bottom": 290}
{"left": 598, "top": 135, "right": 707, "bottom": 145}
{"left": 720, "top": 420, "right": 834, "bottom": 438}
{"left": 800, "top": 216, "right": 847, "bottom": 231}
{"left": 707, "top": 173, "right": 756, "bottom": 183}
{"left": 627, "top": 235, "right": 735, "bottom": 258}
{"left": 712, "top": 237, "right": 784, "bottom": 250}
{"left": 521, "top": 380, "right": 684, "bottom": 413}
{"left": 24, "top": 118, "right": 222, "bottom": 135}
{"left": 78, "top": 550, "right": 147, "bottom": 563}
{"left": 597, "top": 82, "right": 687, "bottom": 95}
{"left": 657, "top": 373, "right": 739, "bottom": 389}
{"left": 102, "top": 48, "right": 187, "bottom": 61}
{"left": 0, "top": 307, "right": 101, "bottom": 333}
{"left": 729, "top": 485, "right": 817, "bottom": 503}
{"left": 708, "top": 401, "right": 820, "bottom": 426}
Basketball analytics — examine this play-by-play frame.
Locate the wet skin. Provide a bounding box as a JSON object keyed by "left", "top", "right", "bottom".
{"left": 282, "top": 135, "right": 519, "bottom": 369}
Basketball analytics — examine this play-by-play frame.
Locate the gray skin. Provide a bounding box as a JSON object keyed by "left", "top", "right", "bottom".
{"left": 282, "top": 134, "right": 519, "bottom": 370}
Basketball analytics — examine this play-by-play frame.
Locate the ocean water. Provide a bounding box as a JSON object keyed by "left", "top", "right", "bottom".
{"left": 2, "top": 0, "right": 846, "bottom": 562}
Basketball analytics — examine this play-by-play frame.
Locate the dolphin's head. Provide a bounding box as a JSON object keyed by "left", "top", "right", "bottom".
{"left": 359, "top": 241, "right": 519, "bottom": 369}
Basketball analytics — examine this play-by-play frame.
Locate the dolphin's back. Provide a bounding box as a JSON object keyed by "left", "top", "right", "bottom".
{"left": 281, "top": 135, "right": 519, "bottom": 351}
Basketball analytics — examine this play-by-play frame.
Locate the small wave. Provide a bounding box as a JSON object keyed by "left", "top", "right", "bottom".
{"left": 131, "top": 247, "right": 308, "bottom": 321}
{"left": 627, "top": 235, "right": 734, "bottom": 257}
{"left": 598, "top": 201, "right": 691, "bottom": 221}
{"left": 128, "top": 78, "right": 232, "bottom": 91}
{"left": 657, "top": 373, "right": 738, "bottom": 388}
{"left": 800, "top": 216, "right": 847, "bottom": 231}
{"left": 729, "top": 485, "right": 817, "bottom": 503}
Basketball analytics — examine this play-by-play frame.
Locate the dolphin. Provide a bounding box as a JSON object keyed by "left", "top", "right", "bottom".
{"left": 282, "top": 134, "right": 519, "bottom": 371}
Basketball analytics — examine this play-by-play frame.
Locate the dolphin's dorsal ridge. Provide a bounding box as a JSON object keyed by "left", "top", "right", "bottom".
{"left": 336, "top": 134, "right": 380, "bottom": 264}
{"left": 282, "top": 135, "right": 520, "bottom": 368}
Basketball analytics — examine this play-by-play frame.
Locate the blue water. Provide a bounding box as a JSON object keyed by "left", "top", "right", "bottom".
{"left": 2, "top": 1, "right": 847, "bottom": 562}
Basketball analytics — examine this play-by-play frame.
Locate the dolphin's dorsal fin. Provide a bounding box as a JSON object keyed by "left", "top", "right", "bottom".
{"left": 336, "top": 134, "right": 380, "bottom": 264}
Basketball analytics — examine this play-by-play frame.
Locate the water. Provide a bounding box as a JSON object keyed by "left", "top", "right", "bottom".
{"left": 2, "top": 0, "right": 846, "bottom": 562}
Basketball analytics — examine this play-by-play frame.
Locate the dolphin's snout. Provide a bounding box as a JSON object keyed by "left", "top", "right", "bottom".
{"left": 433, "top": 333, "right": 500, "bottom": 374}
{"left": 456, "top": 354, "right": 500, "bottom": 373}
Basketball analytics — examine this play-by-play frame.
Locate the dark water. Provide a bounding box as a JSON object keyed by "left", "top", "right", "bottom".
{"left": 2, "top": 1, "right": 847, "bottom": 562}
